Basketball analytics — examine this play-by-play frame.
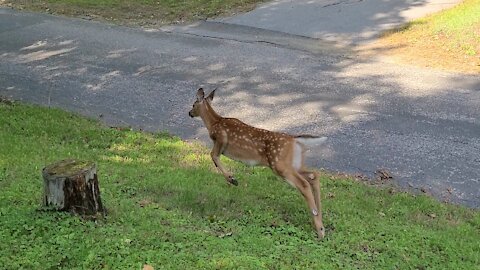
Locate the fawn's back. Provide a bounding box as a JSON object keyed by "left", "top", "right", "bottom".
{"left": 210, "top": 118, "right": 296, "bottom": 168}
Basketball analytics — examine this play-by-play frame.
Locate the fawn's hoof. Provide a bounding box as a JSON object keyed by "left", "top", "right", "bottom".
{"left": 228, "top": 176, "right": 238, "bottom": 186}
{"left": 317, "top": 227, "right": 325, "bottom": 240}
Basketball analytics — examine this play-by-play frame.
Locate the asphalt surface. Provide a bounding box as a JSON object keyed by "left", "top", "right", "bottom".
{"left": 221, "top": 0, "right": 462, "bottom": 44}
{"left": 1, "top": 4, "right": 479, "bottom": 207}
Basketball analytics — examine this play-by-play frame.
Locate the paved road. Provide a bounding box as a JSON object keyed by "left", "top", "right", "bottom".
{"left": 221, "top": 0, "right": 462, "bottom": 44}
{"left": 1, "top": 5, "right": 479, "bottom": 207}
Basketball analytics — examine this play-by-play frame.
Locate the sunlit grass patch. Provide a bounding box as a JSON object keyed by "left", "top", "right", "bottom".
{"left": 0, "top": 102, "right": 479, "bottom": 269}
{"left": 372, "top": 0, "right": 480, "bottom": 73}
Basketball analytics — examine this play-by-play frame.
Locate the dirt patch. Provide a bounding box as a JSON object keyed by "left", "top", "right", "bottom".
{"left": 359, "top": 33, "right": 480, "bottom": 74}
{"left": 357, "top": 0, "right": 480, "bottom": 74}
{"left": 0, "top": 96, "right": 14, "bottom": 106}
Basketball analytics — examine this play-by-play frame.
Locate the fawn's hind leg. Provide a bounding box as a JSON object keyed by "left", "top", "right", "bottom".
{"left": 275, "top": 164, "right": 324, "bottom": 239}
{"left": 299, "top": 169, "right": 321, "bottom": 214}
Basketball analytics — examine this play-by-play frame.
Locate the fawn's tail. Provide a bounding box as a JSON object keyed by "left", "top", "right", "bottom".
{"left": 294, "top": 135, "right": 328, "bottom": 146}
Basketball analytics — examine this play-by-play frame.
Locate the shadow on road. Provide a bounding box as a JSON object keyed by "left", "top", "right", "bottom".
{"left": 0, "top": 7, "right": 479, "bottom": 207}
{"left": 223, "top": 0, "right": 457, "bottom": 45}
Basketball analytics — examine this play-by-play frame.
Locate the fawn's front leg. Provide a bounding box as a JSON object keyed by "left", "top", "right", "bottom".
{"left": 210, "top": 140, "right": 238, "bottom": 186}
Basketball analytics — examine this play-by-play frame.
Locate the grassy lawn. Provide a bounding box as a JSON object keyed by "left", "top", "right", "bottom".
{"left": 1, "top": 0, "right": 268, "bottom": 26}
{"left": 371, "top": 0, "right": 480, "bottom": 73}
{"left": 0, "top": 101, "right": 479, "bottom": 269}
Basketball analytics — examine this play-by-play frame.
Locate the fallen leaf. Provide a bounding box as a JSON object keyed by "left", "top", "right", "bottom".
{"left": 375, "top": 169, "right": 393, "bottom": 181}
{"left": 219, "top": 232, "right": 233, "bottom": 238}
{"left": 143, "top": 264, "right": 154, "bottom": 270}
{"left": 270, "top": 220, "right": 279, "bottom": 227}
{"left": 138, "top": 199, "right": 151, "bottom": 207}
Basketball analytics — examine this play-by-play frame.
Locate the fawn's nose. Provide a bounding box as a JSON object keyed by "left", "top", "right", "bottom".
{"left": 188, "top": 111, "right": 194, "bottom": 118}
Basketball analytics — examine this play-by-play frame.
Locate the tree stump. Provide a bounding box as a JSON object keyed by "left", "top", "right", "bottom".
{"left": 42, "top": 159, "right": 104, "bottom": 216}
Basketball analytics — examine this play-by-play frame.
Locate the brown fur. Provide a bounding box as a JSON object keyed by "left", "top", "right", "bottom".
{"left": 189, "top": 88, "right": 325, "bottom": 239}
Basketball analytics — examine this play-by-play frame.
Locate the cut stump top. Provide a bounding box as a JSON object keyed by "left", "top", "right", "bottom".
{"left": 43, "top": 159, "right": 96, "bottom": 179}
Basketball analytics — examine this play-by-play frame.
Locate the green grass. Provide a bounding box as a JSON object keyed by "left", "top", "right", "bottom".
{"left": 0, "top": 101, "right": 479, "bottom": 269}
{"left": 412, "top": 0, "right": 480, "bottom": 56}
{"left": 377, "top": 0, "right": 480, "bottom": 73}
{"left": 3, "top": 0, "right": 268, "bottom": 26}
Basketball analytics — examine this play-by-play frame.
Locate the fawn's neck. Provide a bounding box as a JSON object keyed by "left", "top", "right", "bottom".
{"left": 200, "top": 101, "right": 222, "bottom": 132}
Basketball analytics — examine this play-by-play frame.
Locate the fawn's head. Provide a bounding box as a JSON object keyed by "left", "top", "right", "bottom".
{"left": 189, "top": 88, "right": 215, "bottom": 118}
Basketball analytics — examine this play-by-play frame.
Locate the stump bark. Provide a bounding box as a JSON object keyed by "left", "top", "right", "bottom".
{"left": 42, "top": 159, "right": 104, "bottom": 216}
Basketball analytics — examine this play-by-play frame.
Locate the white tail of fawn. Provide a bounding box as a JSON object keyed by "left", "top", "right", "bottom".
{"left": 189, "top": 88, "right": 327, "bottom": 239}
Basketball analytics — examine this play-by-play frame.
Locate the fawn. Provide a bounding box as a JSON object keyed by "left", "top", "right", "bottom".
{"left": 189, "top": 88, "right": 327, "bottom": 239}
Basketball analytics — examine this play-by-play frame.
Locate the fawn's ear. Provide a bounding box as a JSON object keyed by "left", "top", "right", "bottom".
{"left": 196, "top": 88, "right": 205, "bottom": 101}
{"left": 206, "top": 88, "right": 216, "bottom": 102}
